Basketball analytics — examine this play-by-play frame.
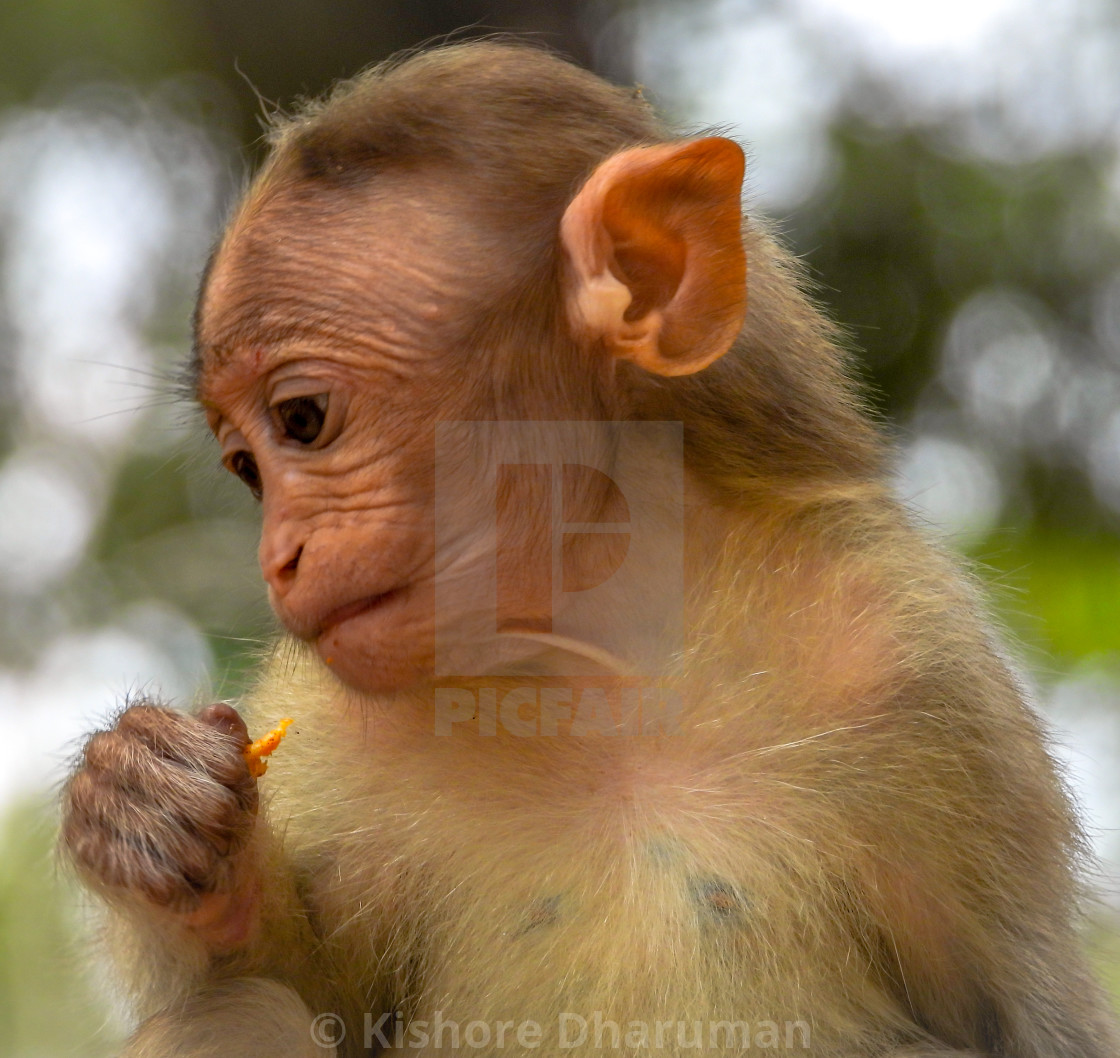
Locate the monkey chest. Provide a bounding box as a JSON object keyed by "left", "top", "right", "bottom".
{"left": 311, "top": 806, "right": 854, "bottom": 1053}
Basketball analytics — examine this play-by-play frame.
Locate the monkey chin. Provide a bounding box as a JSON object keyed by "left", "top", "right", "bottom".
{"left": 312, "top": 600, "right": 433, "bottom": 696}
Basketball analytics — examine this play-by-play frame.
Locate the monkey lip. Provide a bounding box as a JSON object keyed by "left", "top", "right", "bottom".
{"left": 315, "top": 587, "right": 406, "bottom": 638}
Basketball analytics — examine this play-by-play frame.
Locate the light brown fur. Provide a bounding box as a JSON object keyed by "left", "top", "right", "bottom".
{"left": 62, "top": 42, "right": 1118, "bottom": 1057}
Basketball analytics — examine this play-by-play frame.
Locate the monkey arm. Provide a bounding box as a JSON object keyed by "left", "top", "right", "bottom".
{"left": 91, "top": 831, "right": 342, "bottom": 1058}
{"left": 98, "top": 821, "right": 319, "bottom": 1012}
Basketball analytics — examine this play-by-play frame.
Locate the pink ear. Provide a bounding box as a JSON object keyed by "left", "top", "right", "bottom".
{"left": 560, "top": 137, "right": 747, "bottom": 376}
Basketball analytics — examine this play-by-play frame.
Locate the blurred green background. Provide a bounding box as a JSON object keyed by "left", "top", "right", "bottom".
{"left": 1, "top": 0, "right": 1118, "bottom": 1053}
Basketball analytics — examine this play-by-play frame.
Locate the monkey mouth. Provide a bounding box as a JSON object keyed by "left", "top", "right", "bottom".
{"left": 315, "top": 587, "right": 406, "bottom": 638}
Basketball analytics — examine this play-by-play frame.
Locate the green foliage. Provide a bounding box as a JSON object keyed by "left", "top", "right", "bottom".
{"left": 0, "top": 799, "right": 118, "bottom": 1058}
{"left": 976, "top": 530, "right": 1120, "bottom": 663}
{"left": 790, "top": 119, "right": 1120, "bottom": 432}
{"left": 1091, "top": 921, "right": 1120, "bottom": 1011}
{"left": 0, "top": 0, "right": 208, "bottom": 100}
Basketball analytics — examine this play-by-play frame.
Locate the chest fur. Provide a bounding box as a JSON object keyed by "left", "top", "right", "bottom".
{"left": 297, "top": 760, "right": 875, "bottom": 1054}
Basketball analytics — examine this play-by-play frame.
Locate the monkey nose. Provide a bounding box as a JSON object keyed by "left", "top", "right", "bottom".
{"left": 259, "top": 532, "right": 304, "bottom": 595}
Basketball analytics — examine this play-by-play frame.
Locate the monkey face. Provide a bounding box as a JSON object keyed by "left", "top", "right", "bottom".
{"left": 193, "top": 183, "right": 611, "bottom": 693}
{"left": 194, "top": 186, "right": 487, "bottom": 693}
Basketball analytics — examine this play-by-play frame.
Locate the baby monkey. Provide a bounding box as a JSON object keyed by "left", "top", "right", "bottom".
{"left": 62, "top": 41, "right": 1118, "bottom": 1058}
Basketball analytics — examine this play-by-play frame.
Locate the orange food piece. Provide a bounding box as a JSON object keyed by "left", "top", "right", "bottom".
{"left": 243, "top": 717, "right": 293, "bottom": 778}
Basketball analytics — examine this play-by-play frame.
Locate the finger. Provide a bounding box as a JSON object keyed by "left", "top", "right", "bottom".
{"left": 83, "top": 721, "right": 257, "bottom": 815}
{"left": 196, "top": 702, "right": 251, "bottom": 746}
{"left": 115, "top": 704, "right": 209, "bottom": 764}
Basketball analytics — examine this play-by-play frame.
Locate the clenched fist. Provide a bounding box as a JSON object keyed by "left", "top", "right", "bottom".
{"left": 62, "top": 701, "right": 260, "bottom": 944}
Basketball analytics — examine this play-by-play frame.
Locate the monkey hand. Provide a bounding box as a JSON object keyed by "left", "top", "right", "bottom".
{"left": 62, "top": 701, "right": 263, "bottom": 951}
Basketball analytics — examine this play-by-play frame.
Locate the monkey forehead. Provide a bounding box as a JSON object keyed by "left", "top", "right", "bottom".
{"left": 194, "top": 181, "right": 483, "bottom": 385}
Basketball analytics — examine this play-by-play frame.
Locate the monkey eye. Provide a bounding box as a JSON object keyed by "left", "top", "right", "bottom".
{"left": 227, "top": 450, "right": 263, "bottom": 500}
{"left": 274, "top": 395, "right": 328, "bottom": 445}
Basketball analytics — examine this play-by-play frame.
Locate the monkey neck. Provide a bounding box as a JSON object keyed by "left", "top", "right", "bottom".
{"left": 547, "top": 470, "right": 743, "bottom": 678}
{"left": 552, "top": 466, "right": 893, "bottom": 681}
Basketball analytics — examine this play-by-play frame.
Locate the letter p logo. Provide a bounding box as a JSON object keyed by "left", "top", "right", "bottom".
{"left": 434, "top": 422, "right": 683, "bottom": 677}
